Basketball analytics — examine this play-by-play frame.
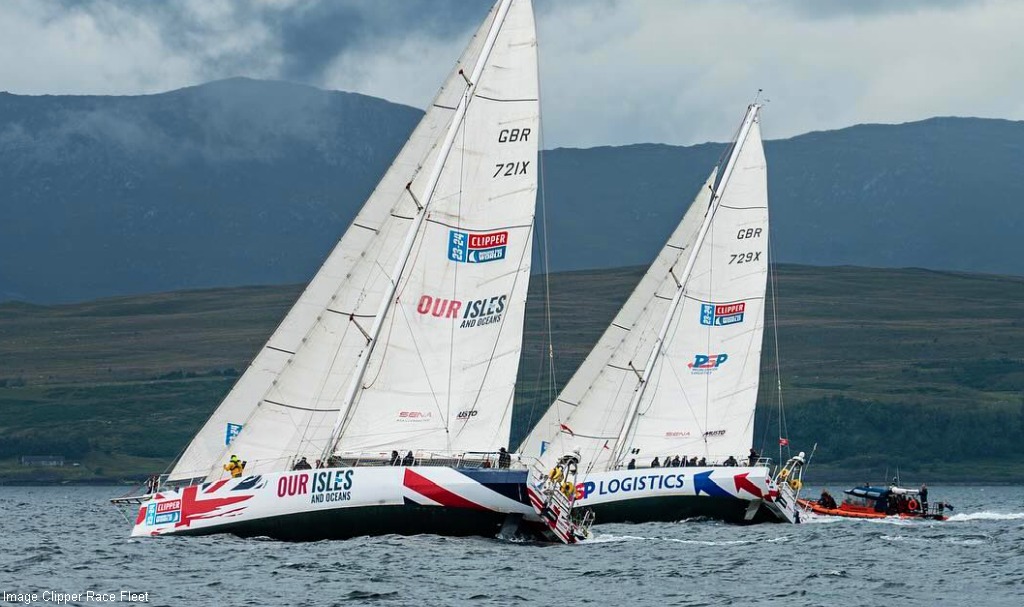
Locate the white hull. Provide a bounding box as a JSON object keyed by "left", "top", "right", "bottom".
{"left": 570, "top": 466, "right": 783, "bottom": 525}
{"left": 130, "top": 466, "right": 535, "bottom": 540}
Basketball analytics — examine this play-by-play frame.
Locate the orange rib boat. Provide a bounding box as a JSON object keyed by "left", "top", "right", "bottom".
{"left": 798, "top": 485, "right": 951, "bottom": 521}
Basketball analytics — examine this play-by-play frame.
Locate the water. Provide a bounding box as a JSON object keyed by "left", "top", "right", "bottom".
{"left": 2, "top": 485, "right": 1022, "bottom": 606}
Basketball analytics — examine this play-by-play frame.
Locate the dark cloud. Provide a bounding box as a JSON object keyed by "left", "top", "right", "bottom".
{"left": 271, "top": 1, "right": 492, "bottom": 82}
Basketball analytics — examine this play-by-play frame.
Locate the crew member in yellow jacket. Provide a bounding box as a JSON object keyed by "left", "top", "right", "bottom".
{"left": 224, "top": 454, "right": 245, "bottom": 478}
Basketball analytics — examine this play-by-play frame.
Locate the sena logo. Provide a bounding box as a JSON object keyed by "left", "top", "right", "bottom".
{"left": 456, "top": 410, "right": 478, "bottom": 420}
{"left": 397, "top": 411, "right": 432, "bottom": 422}
{"left": 688, "top": 353, "right": 728, "bottom": 374}
{"left": 664, "top": 431, "right": 691, "bottom": 438}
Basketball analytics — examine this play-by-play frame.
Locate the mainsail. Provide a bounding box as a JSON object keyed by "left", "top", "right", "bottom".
{"left": 168, "top": 0, "right": 538, "bottom": 482}
{"left": 519, "top": 105, "right": 768, "bottom": 473}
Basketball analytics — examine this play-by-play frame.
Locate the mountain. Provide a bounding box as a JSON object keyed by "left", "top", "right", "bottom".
{"left": 2, "top": 78, "right": 1023, "bottom": 303}
{"left": 0, "top": 78, "right": 420, "bottom": 302}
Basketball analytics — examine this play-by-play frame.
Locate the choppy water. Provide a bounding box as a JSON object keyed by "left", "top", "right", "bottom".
{"left": 1, "top": 485, "right": 1022, "bottom": 606}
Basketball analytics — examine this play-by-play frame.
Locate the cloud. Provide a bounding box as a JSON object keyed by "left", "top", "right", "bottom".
{"left": 0, "top": 0, "right": 1021, "bottom": 147}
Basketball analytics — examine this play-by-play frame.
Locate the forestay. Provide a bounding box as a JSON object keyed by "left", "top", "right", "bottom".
{"left": 520, "top": 106, "right": 768, "bottom": 474}
{"left": 170, "top": 0, "right": 538, "bottom": 482}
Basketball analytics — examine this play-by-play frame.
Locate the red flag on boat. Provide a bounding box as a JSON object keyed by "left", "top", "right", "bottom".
{"left": 559, "top": 423, "right": 575, "bottom": 436}
{"left": 779, "top": 437, "right": 789, "bottom": 446}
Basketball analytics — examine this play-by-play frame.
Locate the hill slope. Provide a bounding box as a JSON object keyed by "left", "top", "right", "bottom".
{"left": 2, "top": 79, "right": 1024, "bottom": 302}
{"left": 1, "top": 264, "right": 1022, "bottom": 483}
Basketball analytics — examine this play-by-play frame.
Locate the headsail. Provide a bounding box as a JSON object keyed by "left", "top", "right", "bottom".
{"left": 169, "top": 0, "right": 538, "bottom": 482}
{"left": 519, "top": 105, "right": 768, "bottom": 473}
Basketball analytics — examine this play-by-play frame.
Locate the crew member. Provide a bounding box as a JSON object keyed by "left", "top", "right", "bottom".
{"left": 818, "top": 490, "right": 837, "bottom": 509}
{"left": 389, "top": 450, "right": 401, "bottom": 466}
{"left": 223, "top": 454, "right": 245, "bottom": 478}
{"left": 497, "top": 447, "right": 512, "bottom": 469}
{"left": 919, "top": 484, "right": 929, "bottom": 511}
{"left": 748, "top": 448, "right": 760, "bottom": 466}
{"left": 293, "top": 457, "right": 312, "bottom": 470}
{"left": 401, "top": 451, "right": 415, "bottom": 466}
{"left": 627, "top": 459, "right": 636, "bottom": 470}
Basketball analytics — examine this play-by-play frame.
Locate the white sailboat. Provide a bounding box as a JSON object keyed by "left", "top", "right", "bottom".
{"left": 521, "top": 103, "right": 791, "bottom": 539}
{"left": 114, "top": 0, "right": 548, "bottom": 540}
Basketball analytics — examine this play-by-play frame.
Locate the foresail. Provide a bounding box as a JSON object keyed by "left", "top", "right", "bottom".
{"left": 171, "top": 0, "right": 537, "bottom": 481}
{"left": 518, "top": 169, "right": 716, "bottom": 471}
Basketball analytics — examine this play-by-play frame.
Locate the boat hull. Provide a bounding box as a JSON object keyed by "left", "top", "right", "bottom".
{"left": 130, "top": 466, "right": 537, "bottom": 540}
{"left": 570, "top": 466, "right": 780, "bottom": 525}
{"left": 796, "top": 498, "right": 949, "bottom": 521}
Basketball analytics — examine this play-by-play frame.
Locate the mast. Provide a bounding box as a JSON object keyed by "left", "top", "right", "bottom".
{"left": 609, "top": 104, "right": 761, "bottom": 468}
{"left": 321, "top": 0, "right": 515, "bottom": 460}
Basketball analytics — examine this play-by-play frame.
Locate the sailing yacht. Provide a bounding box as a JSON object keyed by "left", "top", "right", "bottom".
{"left": 114, "top": 0, "right": 546, "bottom": 540}
{"left": 521, "top": 104, "right": 792, "bottom": 537}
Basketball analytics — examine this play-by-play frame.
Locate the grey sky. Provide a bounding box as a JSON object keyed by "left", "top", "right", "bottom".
{"left": 1, "top": 0, "right": 1020, "bottom": 147}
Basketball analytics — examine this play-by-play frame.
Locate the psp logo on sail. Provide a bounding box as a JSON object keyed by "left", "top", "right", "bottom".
{"left": 688, "top": 353, "right": 728, "bottom": 374}
{"left": 448, "top": 230, "right": 508, "bottom": 264}
{"left": 700, "top": 302, "right": 745, "bottom": 326}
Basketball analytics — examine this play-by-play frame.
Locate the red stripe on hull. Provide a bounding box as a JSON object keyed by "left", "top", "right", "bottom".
{"left": 402, "top": 469, "right": 488, "bottom": 511}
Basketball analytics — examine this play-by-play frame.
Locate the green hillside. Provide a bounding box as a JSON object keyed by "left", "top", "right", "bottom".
{"left": 1, "top": 265, "right": 1022, "bottom": 483}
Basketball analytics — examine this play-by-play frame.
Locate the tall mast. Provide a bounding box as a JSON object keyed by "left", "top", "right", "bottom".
{"left": 609, "top": 104, "right": 761, "bottom": 468}
{"left": 321, "top": 0, "right": 515, "bottom": 460}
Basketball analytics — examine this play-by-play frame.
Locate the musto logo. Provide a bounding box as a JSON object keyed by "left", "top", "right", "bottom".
{"left": 448, "top": 229, "right": 508, "bottom": 264}
{"left": 145, "top": 499, "right": 181, "bottom": 525}
{"left": 576, "top": 472, "right": 686, "bottom": 500}
{"left": 278, "top": 470, "right": 354, "bottom": 505}
{"left": 700, "top": 302, "right": 746, "bottom": 326}
{"left": 416, "top": 294, "right": 507, "bottom": 329}
{"left": 688, "top": 353, "right": 728, "bottom": 374}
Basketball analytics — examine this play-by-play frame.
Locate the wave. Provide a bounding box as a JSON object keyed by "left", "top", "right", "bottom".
{"left": 947, "top": 511, "right": 1024, "bottom": 522}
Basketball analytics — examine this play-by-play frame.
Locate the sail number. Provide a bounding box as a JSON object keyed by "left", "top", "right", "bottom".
{"left": 736, "top": 228, "right": 762, "bottom": 239}
{"left": 498, "top": 128, "right": 531, "bottom": 143}
{"left": 729, "top": 251, "right": 762, "bottom": 264}
{"left": 493, "top": 161, "right": 530, "bottom": 178}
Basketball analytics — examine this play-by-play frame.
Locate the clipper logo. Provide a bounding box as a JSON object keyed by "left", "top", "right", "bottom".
{"left": 700, "top": 302, "right": 746, "bottom": 326}
{"left": 145, "top": 499, "right": 181, "bottom": 525}
{"left": 448, "top": 230, "right": 508, "bottom": 264}
{"left": 416, "top": 294, "right": 507, "bottom": 329}
{"left": 688, "top": 353, "right": 729, "bottom": 374}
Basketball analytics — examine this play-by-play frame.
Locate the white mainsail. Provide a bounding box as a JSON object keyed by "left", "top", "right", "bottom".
{"left": 519, "top": 105, "right": 768, "bottom": 473}
{"left": 169, "top": 0, "right": 538, "bottom": 482}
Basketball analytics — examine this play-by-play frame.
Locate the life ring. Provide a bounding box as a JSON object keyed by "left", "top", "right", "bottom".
{"left": 907, "top": 498, "right": 920, "bottom": 511}
{"left": 778, "top": 468, "right": 790, "bottom": 480}
{"left": 788, "top": 478, "right": 802, "bottom": 491}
